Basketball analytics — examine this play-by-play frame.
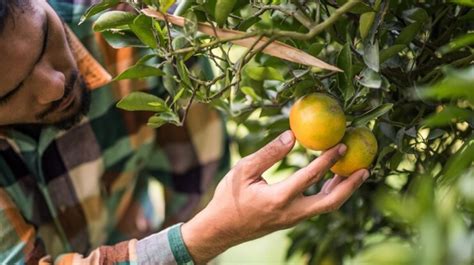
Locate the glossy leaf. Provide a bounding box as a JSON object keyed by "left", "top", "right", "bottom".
{"left": 352, "top": 103, "right": 393, "bottom": 126}
{"left": 79, "top": 0, "right": 121, "bottom": 25}
{"left": 363, "top": 40, "right": 380, "bottom": 72}
{"left": 130, "top": 15, "right": 158, "bottom": 49}
{"left": 114, "top": 64, "right": 164, "bottom": 81}
{"left": 101, "top": 30, "right": 145, "bottom": 49}
{"left": 359, "top": 12, "right": 375, "bottom": 40}
{"left": 337, "top": 43, "right": 354, "bottom": 100}
{"left": 358, "top": 68, "right": 382, "bottom": 88}
{"left": 117, "top": 92, "right": 169, "bottom": 112}
{"left": 93, "top": 11, "right": 136, "bottom": 32}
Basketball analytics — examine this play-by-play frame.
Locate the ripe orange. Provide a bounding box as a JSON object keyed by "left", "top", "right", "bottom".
{"left": 289, "top": 93, "right": 346, "bottom": 151}
{"left": 330, "top": 127, "right": 378, "bottom": 176}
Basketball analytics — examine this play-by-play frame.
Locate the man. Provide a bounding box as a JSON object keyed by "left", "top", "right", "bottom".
{"left": 0, "top": 0, "right": 370, "bottom": 264}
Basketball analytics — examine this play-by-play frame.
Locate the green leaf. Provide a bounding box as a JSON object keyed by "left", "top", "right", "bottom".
{"left": 351, "top": 241, "right": 415, "bottom": 265}
{"left": 363, "top": 40, "right": 380, "bottom": 72}
{"left": 172, "top": 36, "right": 189, "bottom": 50}
{"left": 101, "top": 30, "right": 145, "bottom": 49}
{"left": 352, "top": 103, "right": 393, "bottom": 126}
{"left": 174, "top": 0, "right": 196, "bottom": 15}
{"left": 427, "top": 129, "right": 446, "bottom": 140}
{"left": 130, "top": 15, "right": 158, "bottom": 49}
{"left": 336, "top": 0, "right": 374, "bottom": 14}
{"left": 380, "top": 45, "right": 406, "bottom": 63}
{"left": 172, "top": 87, "right": 186, "bottom": 105}
{"left": 395, "top": 22, "right": 422, "bottom": 45}
{"left": 359, "top": 12, "right": 375, "bottom": 40}
{"left": 337, "top": 43, "right": 354, "bottom": 100}
{"left": 441, "top": 136, "right": 474, "bottom": 185}
{"left": 308, "top": 43, "right": 325, "bottom": 57}
{"left": 214, "top": 0, "right": 238, "bottom": 26}
{"left": 358, "top": 68, "right": 382, "bottom": 89}
{"left": 402, "top": 8, "right": 429, "bottom": 23}
{"left": 116, "top": 92, "right": 169, "bottom": 112}
{"left": 437, "top": 32, "right": 474, "bottom": 55}
{"left": 147, "top": 111, "right": 180, "bottom": 128}
{"left": 93, "top": 11, "right": 136, "bottom": 32}
{"left": 422, "top": 106, "right": 474, "bottom": 128}
{"left": 163, "top": 63, "right": 178, "bottom": 96}
{"left": 79, "top": 0, "right": 121, "bottom": 25}
{"left": 450, "top": 0, "right": 474, "bottom": 7}
{"left": 241, "top": 86, "right": 262, "bottom": 101}
{"left": 176, "top": 59, "right": 192, "bottom": 88}
{"left": 159, "top": 0, "right": 177, "bottom": 12}
{"left": 184, "top": 11, "right": 198, "bottom": 38}
{"left": 114, "top": 64, "right": 164, "bottom": 81}
{"left": 245, "top": 66, "right": 284, "bottom": 81}
{"left": 419, "top": 66, "right": 474, "bottom": 103}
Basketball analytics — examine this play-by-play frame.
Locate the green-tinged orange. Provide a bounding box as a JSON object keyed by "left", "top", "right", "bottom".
{"left": 331, "top": 127, "right": 378, "bottom": 176}
{"left": 289, "top": 93, "right": 346, "bottom": 151}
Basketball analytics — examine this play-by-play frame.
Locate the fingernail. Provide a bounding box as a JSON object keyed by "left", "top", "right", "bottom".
{"left": 338, "top": 144, "right": 347, "bottom": 155}
{"left": 280, "top": 131, "right": 293, "bottom": 145}
{"left": 362, "top": 171, "right": 370, "bottom": 181}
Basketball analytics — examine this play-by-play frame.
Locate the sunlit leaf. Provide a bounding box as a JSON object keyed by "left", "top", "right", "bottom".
{"left": 130, "top": 15, "right": 158, "bottom": 49}
{"left": 159, "top": 0, "right": 176, "bottom": 12}
{"left": 422, "top": 106, "right": 474, "bottom": 128}
{"left": 79, "top": 0, "right": 121, "bottom": 25}
{"left": 450, "top": 0, "right": 474, "bottom": 7}
{"left": 117, "top": 92, "right": 169, "bottom": 112}
{"left": 359, "top": 12, "right": 375, "bottom": 40}
{"left": 419, "top": 66, "right": 474, "bottom": 103}
{"left": 114, "top": 64, "right": 164, "bottom": 81}
{"left": 245, "top": 66, "right": 285, "bottom": 81}
{"left": 93, "top": 11, "right": 136, "bottom": 32}
{"left": 437, "top": 33, "right": 474, "bottom": 55}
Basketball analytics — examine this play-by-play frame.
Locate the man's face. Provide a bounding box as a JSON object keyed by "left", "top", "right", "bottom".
{"left": 0, "top": 1, "right": 90, "bottom": 130}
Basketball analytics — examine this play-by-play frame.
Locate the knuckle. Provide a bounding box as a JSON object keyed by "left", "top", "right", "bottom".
{"left": 235, "top": 157, "right": 253, "bottom": 173}
{"left": 269, "top": 196, "right": 287, "bottom": 210}
{"left": 322, "top": 198, "right": 341, "bottom": 212}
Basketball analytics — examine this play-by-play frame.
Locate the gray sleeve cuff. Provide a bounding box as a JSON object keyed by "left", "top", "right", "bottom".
{"left": 136, "top": 223, "right": 194, "bottom": 265}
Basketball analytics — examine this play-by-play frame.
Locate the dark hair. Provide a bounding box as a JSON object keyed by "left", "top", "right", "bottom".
{"left": 0, "top": 0, "right": 30, "bottom": 34}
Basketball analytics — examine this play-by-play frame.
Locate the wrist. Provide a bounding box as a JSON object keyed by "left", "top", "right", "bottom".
{"left": 181, "top": 210, "right": 236, "bottom": 264}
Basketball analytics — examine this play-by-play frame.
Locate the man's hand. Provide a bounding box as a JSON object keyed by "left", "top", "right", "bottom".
{"left": 182, "top": 130, "right": 369, "bottom": 264}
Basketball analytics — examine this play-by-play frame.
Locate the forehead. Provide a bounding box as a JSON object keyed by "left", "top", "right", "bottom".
{"left": 0, "top": 3, "right": 45, "bottom": 92}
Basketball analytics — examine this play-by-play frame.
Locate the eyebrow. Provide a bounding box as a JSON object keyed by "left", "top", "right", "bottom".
{"left": 0, "top": 13, "right": 49, "bottom": 102}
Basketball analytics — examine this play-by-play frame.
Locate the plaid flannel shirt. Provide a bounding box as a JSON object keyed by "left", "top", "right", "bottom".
{"left": 0, "top": 0, "right": 229, "bottom": 264}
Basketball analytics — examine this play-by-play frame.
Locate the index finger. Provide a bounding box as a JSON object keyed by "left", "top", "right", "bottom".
{"left": 273, "top": 143, "right": 346, "bottom": 198}
{"left": 298, "top": 169, "right": 369, "bottom": 216}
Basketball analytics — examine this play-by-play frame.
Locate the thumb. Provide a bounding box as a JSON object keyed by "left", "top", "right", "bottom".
{"left": 238, "top": 130, "right": 295, "bottom": 178}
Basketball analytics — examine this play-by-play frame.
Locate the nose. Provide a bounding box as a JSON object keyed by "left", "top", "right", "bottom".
{"left": 34, "top": 67, "right": 66, "bottom": 105}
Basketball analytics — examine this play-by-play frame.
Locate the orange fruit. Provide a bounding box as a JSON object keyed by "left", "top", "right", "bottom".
{"left": 289, "top": 93, "right": 346, "bottom": 151}
{"left": 331, "top": 127, "right": 378, "bottom": 176}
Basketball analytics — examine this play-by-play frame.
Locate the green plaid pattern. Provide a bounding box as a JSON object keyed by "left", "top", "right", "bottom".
{"left": 0, "top": 1, "right": 229, "bottom": 264}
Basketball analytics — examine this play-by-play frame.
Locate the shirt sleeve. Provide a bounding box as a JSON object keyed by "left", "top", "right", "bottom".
{"left": 0, "top": 188, "right": 192, "bottom": 265}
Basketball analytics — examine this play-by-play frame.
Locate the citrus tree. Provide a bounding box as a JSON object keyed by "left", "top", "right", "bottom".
{"left": 82, "top": 0, "right": 473, "bottom": 264}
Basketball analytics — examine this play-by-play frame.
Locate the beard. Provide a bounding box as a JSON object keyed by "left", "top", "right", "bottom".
{"left": 35, "top": 70, "right": 91, "bottom": 130}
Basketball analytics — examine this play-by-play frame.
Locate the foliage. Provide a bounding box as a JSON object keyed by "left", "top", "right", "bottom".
{"left": 83, "top": 0, "right": 473, "bottom": 264}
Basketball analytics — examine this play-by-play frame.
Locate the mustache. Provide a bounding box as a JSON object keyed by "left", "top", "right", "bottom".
{"left": 35, "top": 70, "right": 78, "bottom": 121}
